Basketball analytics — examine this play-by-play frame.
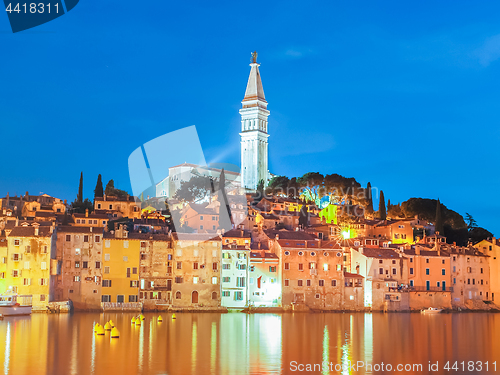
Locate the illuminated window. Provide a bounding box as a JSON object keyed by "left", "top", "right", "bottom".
{"left": 323, "top": 264, "right": 329, "bottom": 271}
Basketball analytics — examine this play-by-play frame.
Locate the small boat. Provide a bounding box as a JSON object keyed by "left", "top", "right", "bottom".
{"left": 421, "top": 307, "right": 442, "bottom": 314}
{"left": 0, "top": 292, "right": 32, "bottom": 316}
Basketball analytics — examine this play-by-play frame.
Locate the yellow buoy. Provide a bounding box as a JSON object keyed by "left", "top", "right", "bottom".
{"left": 96, "top": 325, "right": 105, "bottom": 335}
{"left": 158, "top": 315, "right": 163, "bottom": 322}
{"left": 131, "top": 316, "right": 136, "bottom": 324}
{"left": 109, "top": 320, "right": 115, "bottom": 328}
{"left": 94, "top": 323, "right": 101, "bottom": 332}
{"left": 140, "top": 314, "right": 145, "bottom": 321}
{"left": 172, "top": 313, "right": 176, "bottom": 320}
{"left": 110, "top": 327, "right": 120, "bottom": 338}
{"left": 135, "top": 318, "right": 141, "bottom": 326}
{"left": 104, "top": 322, "right": 112, "bottom": 331}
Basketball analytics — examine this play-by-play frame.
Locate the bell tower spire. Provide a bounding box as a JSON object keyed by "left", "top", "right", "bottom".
{"left": 240, "top": 51, "right": 270, "bottom": 191}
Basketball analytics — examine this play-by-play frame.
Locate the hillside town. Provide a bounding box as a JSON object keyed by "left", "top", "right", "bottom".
{"left": 0, "top": 189, "right": 497, "bottom": 313}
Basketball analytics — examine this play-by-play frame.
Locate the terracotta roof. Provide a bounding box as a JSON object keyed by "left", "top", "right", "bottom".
{"left": 73, "top": 213, "right": 110, "bottom": 219}
{"left": 265, "top": 229, "right": 316, "bottom": 240}
{"left": 0, "top": 237, "right": 6, "bottom": 247}
{"left": 344, "top": 272, "right": 364, "bottom": 279}
{"left": 189, "top": 204, "right": 218, "bottom": 215}
{"left": 56, "top": 226, "right": 103, "bottom": 234}
{"left": 222, "top": 229, "right": 251, "bottom": 238}
{"left": 358, "top": 248, "right": 400, "bottom": 259}
{"left": 250, "top": 251, "right": 278, "bottom": 259}
{"left": 9, "top": 226, "right": 52, "bottom": 237}
{"left": 222, "top": 244, "right": 248, "bottom": 250}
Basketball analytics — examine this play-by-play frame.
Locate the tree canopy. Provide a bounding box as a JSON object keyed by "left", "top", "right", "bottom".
{"left": 94, "top": 174, "right": 104, "bottom": 199}
{"left": 104, "top": 179, "right": 130, "bottom": 199}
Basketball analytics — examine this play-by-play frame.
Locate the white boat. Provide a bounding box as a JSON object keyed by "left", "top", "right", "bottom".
{"left": 421, "top": 307, "right": 442, "bottom": 314}
{"left": 0, "top": 293, "right": 32, "bottom": 316}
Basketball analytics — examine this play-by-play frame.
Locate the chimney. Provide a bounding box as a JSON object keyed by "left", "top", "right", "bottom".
{"left": 90, "top": 227, "right": 93, "bottom": 233}
{"left": 258, "top": 242, "right": 261, "bottom": 250}
{"left": 275, "top": 234, "right": 279, "bottom": 240}
{"left": 85, "top": 209, "right": 89, "bottom": 218}
{"left": 104, "top": 194, "right": 107, "bottom": 201}
{"left": 15, "top": 218, "right": 19, "bottom": 226}
{"left": 493, "top": 237, "right": 497, "bottom": 245}
{"left": 34, "top": 227, "right": 39, "bottom": 236}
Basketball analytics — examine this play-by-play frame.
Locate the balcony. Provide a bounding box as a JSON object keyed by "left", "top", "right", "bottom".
{"left": 394, "top": 286, "right": 453, "bottom": 293}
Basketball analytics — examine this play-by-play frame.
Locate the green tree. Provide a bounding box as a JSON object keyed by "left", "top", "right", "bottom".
{"left": 378, "top": 190, "right": 386, "bottom": 220}
{"left": 77, "top": 172, "right": 83, "bottom": 204}
{"left": 267, "top": 176, "right": 290, "bottom": 195}
{"left": 94, "top": 174, "right": 104, "bottom": 199}
{"left": 469, "top": 227, "right": 493, "bottom": 245}
{"left": 104, "top": 179, "right": 130, "bottom": 199}
{"left": 465, "top": 213, "right": 478, "bottom": 230}
{"left": 173, "top": 175, "right": 212, "bottom": 203}
{"left": 400, "top": 198, "right": 466, "bottom": 230}
{"left": 435, "top": 198, "right": 444, "bottom": 234}
{"left": 71, "top": 198, "right": 93, "bottom": 215}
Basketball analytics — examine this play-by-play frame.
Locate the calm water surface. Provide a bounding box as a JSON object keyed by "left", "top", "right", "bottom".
{"left": 0, "top": 312, "right": 499, "bottom": 374}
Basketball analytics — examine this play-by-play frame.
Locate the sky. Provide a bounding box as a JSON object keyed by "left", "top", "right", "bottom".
{"left": 0, "top": 0, "right": 499, "bottom": 235}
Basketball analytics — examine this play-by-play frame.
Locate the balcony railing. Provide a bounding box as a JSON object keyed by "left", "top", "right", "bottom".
{"left": 391, "top": 286, "right": 453, "bottom": 293}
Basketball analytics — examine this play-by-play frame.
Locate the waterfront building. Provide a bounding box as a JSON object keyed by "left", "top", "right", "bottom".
{"left": 138, "top": 233, "right": 173, "bottom": 310}
{"left": 277, "top": 231, "right": 343, "bottom": 311}
{"left": 180, "top": 203, "right": 219, "bottom": 233}
{"left": 475, "top": 237, "right": 500, "bottom": 303}
{"left": 248, "top": 245, "right": 281, "bottom": 307}
{"left": 221, "top": 242, "right": 250, "bottom": 309}
{"left": 349, "top": 246, "right": 409, "bottom": 310}
{"left": 343, "top": 272, "right": 365, "bottom": 310}
{"left": 54, "top": 226, "right": 104, "bottom": 310}
{"left": 72, "top": 209, "right": 109, "bottom": 228}
{"left": 0, "top": 236, "right": 7, "bottom": 293}
{"left": 5, "top": 223, "right": 56, "bottom": 309}
{"left": 402, "top": 242, "right": 452, "bottom": 309}
{"left": 171, "top": 233, "right": 222, "bottom": 308}
{"left": 450, "top": 246, "right": 490, "bottom": 306}
{"left": 101, "top": 226, "right": 140, "bottom": 305}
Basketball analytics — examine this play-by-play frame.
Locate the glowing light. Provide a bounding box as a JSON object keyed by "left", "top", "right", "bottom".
{"left": 323, "top": 263, "right": 329, "bottom": 271}
{"left": 322, "top": 326, "right": 329, "bottom": 375}
{"left": 342, "top": 231, "right": 350, "bottom": 239}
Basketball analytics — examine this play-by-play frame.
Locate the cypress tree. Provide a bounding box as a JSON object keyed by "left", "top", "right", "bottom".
{"left": 379, "top": 190, "right": 386, "bottom": 220}
{"left": 77, "top": 172, "right": 83, "bottom": 204}
{"left": 366, "top": 182, "right": 373, "bottom": 214}
{"left": 94, "top": 174, "right": 104, "bottom": 199}
{"left": 435, "top": 198, "right": 444, "bottom": 234}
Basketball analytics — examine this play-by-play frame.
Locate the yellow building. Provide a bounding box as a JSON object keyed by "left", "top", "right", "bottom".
{"left": 476, "top": 237, "right": 500, "bottom": 303}
{"left": 0, "top": 236, "right": 7, "bottom": 293}
{"left": 5, "top": 223, "right": 56, "bottom": 309}
{"left": 101, "top": 226, "right": 140, "bottom": 304}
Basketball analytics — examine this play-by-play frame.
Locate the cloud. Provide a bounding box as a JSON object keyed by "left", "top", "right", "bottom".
{"left": 474, "top": 34, "right": 500, "bottom": 66}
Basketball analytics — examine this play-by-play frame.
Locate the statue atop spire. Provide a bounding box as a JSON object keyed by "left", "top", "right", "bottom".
{"left": 251, "top": 51, "right": 258, "bottom": 64}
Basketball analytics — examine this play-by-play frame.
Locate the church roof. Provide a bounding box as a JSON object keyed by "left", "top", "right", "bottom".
{"left": 242, "top": 57, "right": 266, "bottom": 104}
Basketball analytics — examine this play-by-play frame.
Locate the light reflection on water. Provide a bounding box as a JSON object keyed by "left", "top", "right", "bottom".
{"left": 0, "top": 313, "right": 499, "bottom": 374}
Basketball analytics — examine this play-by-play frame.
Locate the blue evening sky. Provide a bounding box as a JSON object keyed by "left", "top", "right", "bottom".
{"left": 0, "top": 1, "right": 499, "bottom": 235}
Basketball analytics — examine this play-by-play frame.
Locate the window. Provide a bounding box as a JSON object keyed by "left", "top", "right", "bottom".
{"left": 379, "top": 260, "right": 383, "bottom": 264}
{"left": 442, "top": 259, "right": 445, "bottom": 264}
{"left": 212, "top": 262, "right": 218, "bottom": 271}
{"left": 481, "top": 268, "right": 484, "bottom": 274}
{"left": 193, "top": 277, "right": 199, "bottom": 284}
{"left": 410, "top": 258, "right": 413, "bottom": 263}
{"left": 426, "top": 269, "right": 430, "bottom": 275}
{"left": 23, "top": 278, "right": 31, "bottom": 285}
{"left": 104, "top": 253, "right": 110, "bottom": 261}
{"left": 410, "top": 268, "right": 414, "bottom": 275}
{"left": 200, "top": 215, "right": 204, "bottom": 221}
{"left": 129, "top": 295, "right": 138, "bottom": 302}
{"left": 12, "top": 270, "right": 19, "bottom": 277}
{"left": 73, "top": 276, "right": 80, "bottom": 282}
{"left": 426, "top": 258, "right": 430, "bottom": 264}
{"left": 25, "top": 245, "right": 31, "bottom": 254}
{"left": 212, "top": 277, "right": 218, "bottom": 284}
{"left": 234, "top": 291, "right": 243, "bottom": 301}
{"left": 237, "top": 277, "right": 245, "bottom": 287}
{"left": 442, "top": 269, "right": 445, "bottom": 276}
{"left": 223, "top": 277, "right": 230, "bottom": 283}
{"left": 14, "top": 239, "right": 20, "bottom": 246}
{"left": 83, "top": 261, "right": 88, "bottom": 269}
{"left": 269, "top": 266, "right": 277, "bottom": 272}
{"left": 177, "top": 262, "right": 182, "bottom": 270}
{"left": 332, "top": 280, "right": 337, "bottom": 287}
{"left": 237, "top": 264, "right": 246, "bottom": 270}
{"left": 132, "top": 267, "right": 137, "bottom": 274}
{"left": 101, "top": 295, "right": 111, "bottom": 302}
{"left": 212, "top": 292, "right": 217, "bottom": 300}
{"left": 105, "top": 240, "right": 110, "bottom": 248}
{"left": 392, "top": 260, "right": 396, "bottom": 265}
{"left": 379, "top": 268, "right": 383, "bottom": 275}
{"left": 200, "top": 225, "right": 203, "bottom": 230}
{"left": 83, "top": 235, "right": 89, "bottom": 243}
{"left": 104, "top": 266, "right": 110, "bottom": 274}
{"left": 82, "top": 220, "right": 86, "bottom": 224}
{"left": 102, "top": 280, "right": 112, "bottom": 287}
{"left": 175, "top": 277, "right": 183, "bottom": 283}
{"left": 24, "top": 261, "right": 30, "bottom": 270}
{"left": 126, "top": 268, "right": 131, "bottom": 278}
{"left": 298, "top": 263, "right": 304, "bottom": 271}
{"left": 298, "top": 280, "right": 303, "bottom": 287}
{"left": 75, "top": 261, "right": 80, "bottom": 268}
{"left": 309, "top": 262, "right": 316, "bottom": 269}
{"left": 284, "top": 279, "right": 289, "bottom": 286}
{"left": 306, "top": 279, "right": 311, "bottom": 287}
{"left": 117, "top": 295, "right": 125, "bottom": 303}
{"left": 176, "top": 291, "right": 182, "bottom": 299}
{"left": 40, "top": 295, "right": 46, "bottom": 302}
{"left": 193, "top": 262, "right": 199, "bottom": 270}
{"left": 319, "top": 280, "right": 325, "bottom": 286}
{"left": 392, "top": 268, "right": 397, "bottom": 275}
{"left": 65, "top": 235, "right": 71, "bottom": 242}
{"left": 222, "top": 291, "right": 230, "bottom": 297}
{"left": 95, "top": 261, "right": 101, "bottom": 269}
{"left": 222, "top": 264, "right": 230, "bottom": 270}
{"left": 41, "top": 262, "right": 47, "bottom": 270}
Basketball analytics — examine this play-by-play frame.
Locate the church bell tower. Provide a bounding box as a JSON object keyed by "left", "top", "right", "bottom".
{"left": 240, "top": 52, "right": 270, "bottom": 191}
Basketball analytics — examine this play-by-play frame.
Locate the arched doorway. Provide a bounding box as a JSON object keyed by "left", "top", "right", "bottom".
{"left": 192, "top": 291, "right": 199, "bottom": 304}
